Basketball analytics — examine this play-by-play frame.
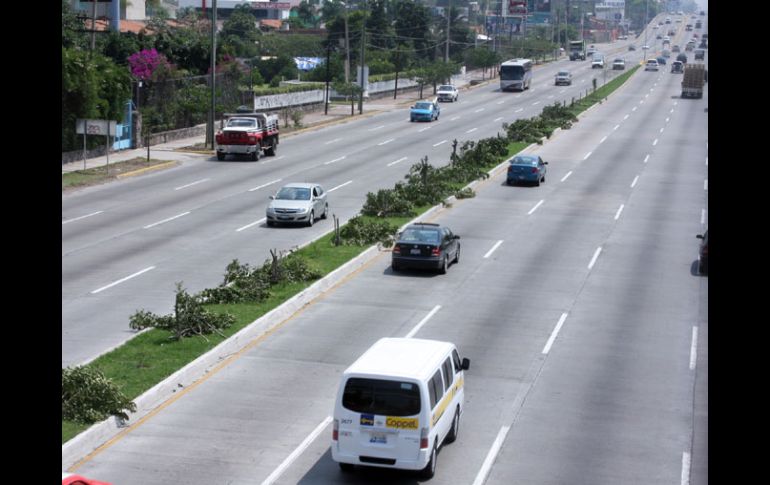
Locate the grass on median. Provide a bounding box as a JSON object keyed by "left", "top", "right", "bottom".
{"left": 62, "top": 157, "right": 176, "bottom": 191}
{"left": 62, "top": 68, "right": 638, "bottom": 443}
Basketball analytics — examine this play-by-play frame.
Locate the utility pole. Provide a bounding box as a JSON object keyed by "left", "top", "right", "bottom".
{"left": 324, "top": 41, "right": 331, "bottom": 115}
{"left": 358, "top": 0, "right": 367, "bottom": 115}
{"left": 565, "top": 0, "right": 571, "bottom": 53}
{"left": 445, "top": 2, "right": 451, "bottom": 62}
{"left": 644, "top": 0, "right": 649, "bottom": 61}
{"left": 208, "top": 0, "right": 217, "bottom": 149}
{"left": 90, "top": 0, "right": 97, "bottom": 51}
{"left": 344, "top": 2, "right": 350, "bottom": 84}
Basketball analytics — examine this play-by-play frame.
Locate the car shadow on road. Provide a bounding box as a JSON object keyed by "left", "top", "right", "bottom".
{"left": 297, "top": 448, "right": 429, "bottom": 484}
{"left": 385, "top": 266, "right": 441, "bottom": 278}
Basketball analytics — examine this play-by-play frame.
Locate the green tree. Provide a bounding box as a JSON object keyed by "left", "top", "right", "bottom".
{"left": 62, "top": 0, "right": 88, "bottom": 50}
{"left": 296, "top": 0, "right": 318, "bottom": 28}
{"left": 62, "top": 366, "right": 137, "bottom": 424}
{"left": 220, "top": 4, "right": 261, "bottom": 58}
{"left": 395, "top": 0, "right": 434, "bottom": 61}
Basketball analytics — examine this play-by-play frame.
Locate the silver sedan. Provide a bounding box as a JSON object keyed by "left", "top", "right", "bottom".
{"left": 266, "top": 183, "right": 329, "bottom": 227}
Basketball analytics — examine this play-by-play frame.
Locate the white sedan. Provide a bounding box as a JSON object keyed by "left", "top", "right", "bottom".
{"left": 436, "top": 84, "right": 459, "bottom": 102}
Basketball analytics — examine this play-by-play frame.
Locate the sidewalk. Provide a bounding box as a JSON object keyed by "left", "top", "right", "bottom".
{"left": 61, "top": 67, "right": 499, "bottom": 175}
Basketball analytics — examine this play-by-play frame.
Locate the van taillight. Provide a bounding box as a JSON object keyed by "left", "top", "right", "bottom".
{"left": 420, "top": 427, "right": 429, "bottom": 449}
{"left": 332, "top": 419, "right": 339, "bottom": 441}
{"left": 431, "top": 247, "right": 440, "bottom": 256}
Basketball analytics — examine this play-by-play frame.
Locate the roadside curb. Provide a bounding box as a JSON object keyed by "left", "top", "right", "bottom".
{"left": 115, "top": 161, "right": 179, "bottom": 179}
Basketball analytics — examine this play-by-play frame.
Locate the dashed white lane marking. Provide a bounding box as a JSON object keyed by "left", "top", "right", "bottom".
{"left": 705, "top": 157, "right": 708, "bottom": 166}
{"left": 483, "top": 240, "right": 504, "bottom": 259}
{"left": 91, "top": 266, "right": 156, "bottom": 294}
{"left": 236, "top": 218, "right": 267, "bottom": 232}
{"left": 378, "top": 138, "right": 395, "bottom": 145}
{"left": 324, "top": 156, "right": 346, "bottom": 165}
{"left": 681, "top": 451, "right": 691, "bottom": 485}
{"left": 466, "top": 128, "right": 478, "bottom": 134}
{"left": 328, "top": 180, "right": 353, "bottom": 192}
{"left": 419, "top": 126, "right": 432, "bottom": 132}
{"left": 472, "top": 426, "right": 511, "bottom": 485}
{"left": 433, "top": 140, "right": 448, "bottom": 147}
{"left": 527, "top": 200, "right": 544, "bottom": 215}
{"left": 248, "top": 179, "right": 282, "bottom": 192}
{"left": 143, "top": 211, "right": 190, "bottom": 229}
{"left": 405, "top": 305, "right": 442, "bottom": 338}
{"left": 324, "top": 138, "right": 342, "bottom": 145}
{"left": 689, "top": 326, "right": 698, "bottom": 371}
{"left": 623, "top": 114, "right": 629, "bottom": 120}
{"left": 613, "top": 125, "right": 620, "bottom": 131}
{"left": 260, "top": 416, "right": 333, "bottom": 485}
{"left": 497, "top": 100, "right": 506, "bottom": 105}
{"left": 516, "top": 108, "right": 524, "bottom": 113}
{"left": 542, "top": 313, "right": 569, "bottom": 354}
{"left": 451, "top": 116, "right": 460, "bottom": 121}
{"left": 532, "top": 101, "right": 540, "bottom": 105}
{"left": 494, "top": 117, "right": 503, "bottom": 122}
{"left": 62, "top": 211, "right": 103, "bottom": 225}
{"left": 653, "top": 139, "right": 658, "bottom": 146}
{"left": 704, "top": 179, "right": 707, "bottom": 191}
{"left": 561, "top": 171, "right": 572, "bottom": 182}
{"left": 644, "top": 154, "right": 650, "bottom": 163}
{"left": 368, "top": 125, "right": 385, "bottom": 131}
{"left": 660, "top": 127, "right": 665, "bottom": 133}
{"left": 588, "top": 247, "right": 602, "bottom": 270}
{"left": 631, "top": 175, "right": 639, "bottom": 188}
{"left": 260, "top": 155, "right": 284, "bottom": 164}
{"left": 665, "top": 117, "right": 670, "bottom": 123}
{"left": 387, "top": 157, "right": 407, "bottom": 167}
{"left": 600, "top": 136, "right": 608, "bottom": 143}
{"left": 670, "top": 108, "right": 675, "bottom": 113}
{"left": 632, "top": 106, "right": 638, "bottom": 111}
{"left": 175, "top": 178, "right": 210, "bottom": 190}
{"left": 583, "top": 151, "right": 592, "bottom": 160}
{"left": 475, "top": 108, "right": 485, "bottom": 113}
{"left": 701, "top": 209, "right": 706, "bottom": 225}
{"left": 614, "top": 204, "right": 625, "bottom": 220}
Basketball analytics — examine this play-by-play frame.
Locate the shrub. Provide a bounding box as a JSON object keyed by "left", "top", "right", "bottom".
{"left": 361, "top": 188, "right": 415, "bottom": 218}
{"left": 199, "top": 260, "right": 271, "bottom": 304}
{"left": 339, "top": 216, "right": 399, "bottom": 246}
{"left": 455, "top": 187, "right": 476, "bottom": 199}
{"left": 62, "top": 366, "right": 137, "bottom": 423}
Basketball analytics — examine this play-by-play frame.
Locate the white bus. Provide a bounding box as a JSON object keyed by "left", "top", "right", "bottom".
{"left": 500, "top": 58, "right": 533, "bottom": 91}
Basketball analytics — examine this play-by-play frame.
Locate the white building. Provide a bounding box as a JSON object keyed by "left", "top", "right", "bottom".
{"left": 177, "top": 0, "right": 291, "bottom": 20}
{"left": 594, "top": 0, "right": 625, "bottom": 22}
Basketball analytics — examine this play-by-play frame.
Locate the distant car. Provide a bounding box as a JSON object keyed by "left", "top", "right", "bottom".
{"left": 698, "top": 39, "right": 708, "bottom": 49}
{"left": 668, "top": 29, "right": 676, "bottom": 36}
{"left": 656, "top": 34, "right": 662, "bottom": 39}
{"left": 663, "top": 36, "right": 670, "bottom": 42}
{"left": 628, "top": 44, "right": 637, "bottom": 51}
{"left": 62, "top": 473, "right": 111, "bottom": 485}
{"left": 266, "top": 183, "right": 328, "bottom": 227}
{"left": 642, "top": 45, "right": 650, "bottom": 50}
{"left": 436, "top": 84, "right": 459, "bottom": 102}
{"left": 672, "top": 44, "right": 681, "bottom": 52}
{"left": 619, "top": 35, "right": 628, "bottom": 40}
{"left": 391, "top": 223, "right": 460, "bottom": 274}
{"left": 670, "top": 61, "right": 684, "bottom": 73}
{"left": 591, "top": 54, "right": 605, "bottom": 69}
{"left": 693, "top": 33, "right": 699, "bottom": 38}
{"left": 410, "top": 100, "right": 440, "bottom": 122}
{"left": 612, "top": 58, "right": 626, "bottom": 70}
{"left": 645, "top": 59, "right": 660, "bottom": 71}
{"left": 506, "top": 154, "right": 548, "bottom": 186}
{"left": 656, "top": 56, "right": 667, "bottom": 65}
{"left": 696, "top": 231, "right": 708, "bottom": 274}
{"left": 554, "top": 70, "right": 572, "bottom": 85}
{"left": 694, "top": 49, "right": 705, "bottom": 60}
{"left": 676, "top": 53, "right": 688, "bottom": 63}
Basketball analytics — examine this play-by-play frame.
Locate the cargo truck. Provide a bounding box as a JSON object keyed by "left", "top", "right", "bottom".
{"left": 569, "top": 40, "right": 586, "bottom": 60}
{"left": 681, "top": 63, "right": 705, "bottom": 99}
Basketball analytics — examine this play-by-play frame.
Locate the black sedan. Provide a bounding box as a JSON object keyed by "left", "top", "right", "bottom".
{"left": 392, "top": 223, "right": 460, "bottom": 274}
{"left": 696, "top": 231, "right": 708, "bottom": 274}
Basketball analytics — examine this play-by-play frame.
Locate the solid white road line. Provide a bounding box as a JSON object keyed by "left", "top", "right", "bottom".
{"left": 328, "top": 180, "right": 353, "bottom": 192}
{"left": 143, "top": 211, "right": 190, "bottom": 229}
{"left": 466, "top": 128, "right": 478, "bottom": 134}
{"left": 528, "top": 200, "right": 544, "bottom": 215}
{"left": 483, "top": 240, "right": 504, "bottom": 259}
{"left": 91, "top": 266, "right": 156, "bottom": 294}
{"left": 600, "top": 136, "right": 608, "bottom": 143}
{"left": 236, "top": 218, "right": 266, "bottom": 232}
{"left": 433, "top": 140, "right": 447, "bottom": 147}
{"left": 681, "top": 451, "right": 691, "bottom": 485}
{"left": 62, "top": 211, "right": 103, "bottom": 225}
{"left": 472, "top": 426, "right": 511, "bottom": 485}
{"left": 324, "top": 156, "right": 346, "bottom": 165}
{"left": 405, "top": 305, "right": 442, "bottom": 338}
{"left": 175, "top": 178, "right": 210, "bottom": 190}
{"left": 630, "top": 175, "right": 639, "bottom": 188}
{"left": 387, "top": 157, "right": 407, "bottom": 167}
{"left": 494, "top": 117, "right": 503, "bottom": 122}
{"left": 583, "top": 151, "right": 592, "bottom": 160}
{"left": 378, "top": 138, "right": 395, "bottom": 146}
{"left": 419, "top": 126, "right": 432, "bottom": 132}
{"left": 324, "top": 138, "right": 342, "bottom": 145}
{"left": 644, "top": 154, "right": 650, "bottom": 163}
{"left": 614, "top": 204, "right": 625, "bottom": 220}
{"left": 689, "top": 326, "right": 698, "bottom": 371}
{"left": 653, "top": 139, "right": 658, "bottom": 146}
{"left": 260, "top": 416, "right": 333, "bottom": 485}
{"left": 701, "top": 209, "right": 706, "bottom": 225}
{"left": 542, "top": 313, "right": 569, "bottom": 354}
{"left": 248, "top": 179, "right": 282, "bottom": 192}
{"left": 560, "top": 171, "right": 572, "bottom": 182}
{"left": 588, "top": 247, "right": 602, "bottom": 270}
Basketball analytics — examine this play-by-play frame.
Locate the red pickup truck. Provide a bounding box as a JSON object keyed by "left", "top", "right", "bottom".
{"left": 215, "top": 112, "right": 279, "bottom": 161}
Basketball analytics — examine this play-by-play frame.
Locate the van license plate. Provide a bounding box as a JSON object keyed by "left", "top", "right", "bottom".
{"left": 369, "top": 433, "right": 387, "bottom": 444}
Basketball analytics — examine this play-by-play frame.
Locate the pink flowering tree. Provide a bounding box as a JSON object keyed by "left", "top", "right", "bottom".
{"left": 128, "top": 48, "right": 171, "bottom": 81}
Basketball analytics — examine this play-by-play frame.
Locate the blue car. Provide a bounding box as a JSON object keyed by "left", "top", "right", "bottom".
{"left": 410, "top": 100, "right": 440, "bottom": 122}
{"left": 506, "top": 154, "right": 548, "bottom": 186}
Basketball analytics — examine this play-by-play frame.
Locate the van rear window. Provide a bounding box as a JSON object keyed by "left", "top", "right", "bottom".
{"left": 342, "top": 378, "right": 421, "bottom": 416}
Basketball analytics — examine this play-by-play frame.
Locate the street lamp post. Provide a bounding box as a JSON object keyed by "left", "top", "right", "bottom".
{"left": 644, "top": 0, "right": 649, "bottom": 61}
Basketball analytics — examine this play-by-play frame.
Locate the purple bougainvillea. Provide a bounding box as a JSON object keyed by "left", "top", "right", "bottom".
{"left": 128, "top": 48, "right": 170, "bottom": 81}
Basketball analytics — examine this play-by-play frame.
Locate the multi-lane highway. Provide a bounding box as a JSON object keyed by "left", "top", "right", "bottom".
{"left": 65, "top": 12, "right": 708, "bottom": 484}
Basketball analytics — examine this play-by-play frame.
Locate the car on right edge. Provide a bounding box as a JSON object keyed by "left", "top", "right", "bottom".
{"left": 696, "top": 231, "right": 708, "bottom": 274}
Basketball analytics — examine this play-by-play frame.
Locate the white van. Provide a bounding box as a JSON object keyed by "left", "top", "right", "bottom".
{"left": 331, "top": 338, "right": 470, "bottom": 478}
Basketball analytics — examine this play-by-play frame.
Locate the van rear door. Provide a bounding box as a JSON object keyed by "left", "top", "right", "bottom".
{"left": 338, "top": 377, "right": 423, "bottom": 462}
